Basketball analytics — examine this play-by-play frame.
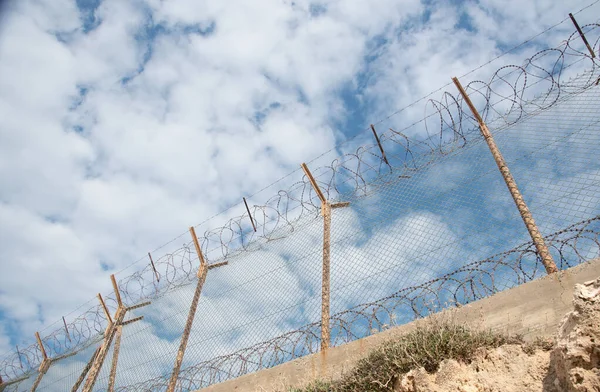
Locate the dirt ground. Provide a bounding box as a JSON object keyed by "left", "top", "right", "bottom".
{"left": 394, "top": 278, "right": 600, "bottom": 392}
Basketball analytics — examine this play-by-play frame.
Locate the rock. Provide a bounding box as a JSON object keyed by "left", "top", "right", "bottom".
{"left": 389, "top": 276, "right": 600, "bottom": 392}
{"left": 548, "top": 277, "right": 600, "bottom": 391}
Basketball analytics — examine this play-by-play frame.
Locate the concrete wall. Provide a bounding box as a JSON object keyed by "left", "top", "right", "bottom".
{"left": 199, "top": 258, "right": 600, "bottom": 392}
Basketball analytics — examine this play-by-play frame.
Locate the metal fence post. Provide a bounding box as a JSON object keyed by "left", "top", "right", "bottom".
{"left": 452, "top": 77, "right": 558, "bottom": 274}
{"left": 301, "top": 163, "right": 350, "bottom": 351}
{"left": 166, "top": 226, "right": 228, "bottom": 392}
{"left": 30, "top": 333, "right": 51, "bottom": 392}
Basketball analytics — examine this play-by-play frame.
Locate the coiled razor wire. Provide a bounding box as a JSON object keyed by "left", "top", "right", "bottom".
{"left": 108, "top": 215, "right": 600, "bottom": 392}
{"left": 1, "top": 23, "right": 599, "bottom": 388}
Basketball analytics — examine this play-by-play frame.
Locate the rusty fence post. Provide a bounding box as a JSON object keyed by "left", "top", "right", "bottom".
{"left": 370, "top": 124, "right": 390, "bottom": 166}
{"left": 243, "top": 197, "right": 257, "bottom": 232}
{"left": 166, "top": 227, "right": 226, "bottom": 392}
{"left": 30, "top": 332, "right": 51, "bottom": 392}
{"left": 107, "top": 325, "right": 122, "bottom": 392}
{"left": 81, "top": 306, "right": 126, "bottom": 392}
{"left": 71, "top": 346, "right": 100, "bottom": 392}
{"left": 301, "top": 163, "right": 350, "bottom": 351}
{"left": 452, "top": 77, "right": 558, "bottom": 274}
{"left": 569, "top": 13, "right": 596, "bottom": 58}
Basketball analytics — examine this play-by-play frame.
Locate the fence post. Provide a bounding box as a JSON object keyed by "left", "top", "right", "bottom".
{"left": 321, "top": 201, "right": 332, "bottom": 350}
{"left": 243, "top": 197, "right": 257, "bottom": 232}
{"left": 148, "top": 252, "right": 160, "bottom": 283}
{"left": 107, "top": 325, "right": 122, "bottom": 392}
{"left": 452, "top": 77, "right": 558, "bottom": 274}
{"left": 71, "top": 346, "right": 100, "bottom": 392}
{"left": 62, "top": 317, "right": 72, "bottom": 343}
{"left": 370, "top": 124, "right": 390, "bottom": 166}
{"left": 569, "top": 13, "right": 596, "bottom": 58}
{"left": 97, "top": 293, "right": 113, "bottom": 326}
{"left": 30, "top": 332, "right": 51, "bottom": 392}
{"left": 301, "top": 163, "right": 349, "bottom": 351}
{"left": 165, "top": 227, "right": 209, "bottom": 392}
{"left": 107, "top": 275, "right": 131, "bottom": 392}
{"left": 82, "top": 280, "right": 129, "bottom": 392}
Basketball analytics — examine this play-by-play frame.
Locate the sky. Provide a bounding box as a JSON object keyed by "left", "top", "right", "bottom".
{"left": 0, "top": 0, "right": 599, "bottom": 388}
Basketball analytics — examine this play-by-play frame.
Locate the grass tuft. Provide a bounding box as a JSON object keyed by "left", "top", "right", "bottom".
{"left": 289, "top": 322, "right": 526, "bottom": 392}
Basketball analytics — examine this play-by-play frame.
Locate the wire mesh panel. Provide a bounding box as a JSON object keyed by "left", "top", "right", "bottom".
{"left": 1, "top": 21, "right": 600, "bottom": 392}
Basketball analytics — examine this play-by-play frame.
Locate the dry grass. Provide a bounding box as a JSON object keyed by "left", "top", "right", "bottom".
{"left": 287, "top": 322, "right": 551, "bottom": 392}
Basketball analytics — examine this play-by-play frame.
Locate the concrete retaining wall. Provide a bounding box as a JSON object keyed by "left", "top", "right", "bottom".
{"left": 199, "top": 258, "right": 600, "bottom": 392}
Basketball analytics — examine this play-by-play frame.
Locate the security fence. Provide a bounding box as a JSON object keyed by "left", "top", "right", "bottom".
{"left": 1, "top": 14, "right": 600, "bottom": 392}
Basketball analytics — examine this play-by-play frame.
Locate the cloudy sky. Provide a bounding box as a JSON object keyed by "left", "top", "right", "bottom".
{"left": 0, "top": 0, "right": 599, "bottom": 386}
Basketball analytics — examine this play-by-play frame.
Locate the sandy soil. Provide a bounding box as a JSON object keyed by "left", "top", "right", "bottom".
{"left": 394, "top": 277, "right": 600, "bottom": 392}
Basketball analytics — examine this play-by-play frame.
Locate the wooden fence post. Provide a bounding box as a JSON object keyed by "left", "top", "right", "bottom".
{"left": 452, "top": 77, "right": 558, "bottom": 274}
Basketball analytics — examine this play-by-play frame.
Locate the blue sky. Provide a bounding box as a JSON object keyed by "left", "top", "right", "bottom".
{"left": 1, "top": 0, "right": 600, "bottom": 388}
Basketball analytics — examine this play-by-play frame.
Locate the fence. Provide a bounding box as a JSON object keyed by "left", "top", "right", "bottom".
{"left": 1, "top": 13, "right": 600, "bottom": 392}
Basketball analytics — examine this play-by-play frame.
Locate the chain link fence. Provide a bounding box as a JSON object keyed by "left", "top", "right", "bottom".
{"left": 1, "top": 18, "right": 600, "bottom": 392}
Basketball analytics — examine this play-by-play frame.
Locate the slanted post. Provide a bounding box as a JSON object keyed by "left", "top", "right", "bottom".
{"left": 35, "top": 333, "right": 47, "bottom": 362}
{"left": 110, "top": 275, "right": 122, "bottom": 308}
{"left": 452, "top": 77, "right": 558, "bottom": 274}
{"left": 243, "top": 197, "right": 257, "bottom": 232}
{"left": 97, "top": 293, "right": 113, "bottom": 327}
{"left": 62, "top": 317, "right": 72, "bottom": 343}
{"left": 301, "top": 163, "right": 349, "bottom": 351}
{"left": 107, "top": 326, "right": 122, "bottom": 392}
{"left": 71, "top": 346, "right": 100, "bottom": 392}
{"left": 148, "top": 252, "right": 160, "bottom": 283}
{"left": 569, "top": 13, "right": 596, "bottom": 58}
{"left": 107, "top": 275, "right": 126, "bottom": 392}
{"left": 370, "top": 124, "right": 390, "bottom": 166}
{"left": 30, "top": 332, "right": 51, "bottom": 391}
{"left": 82, "top": 284, "right": 127, "bottom": 392}
{"left": 165, "top": 227, "right": 209, "bottom": 392}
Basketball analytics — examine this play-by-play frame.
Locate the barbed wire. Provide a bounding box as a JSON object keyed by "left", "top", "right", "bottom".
{"left": 105, "top": 215, "right": 600, "bottom": 392}
{"left": 1, "top": 21, "right": 599, "bottom": 388}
